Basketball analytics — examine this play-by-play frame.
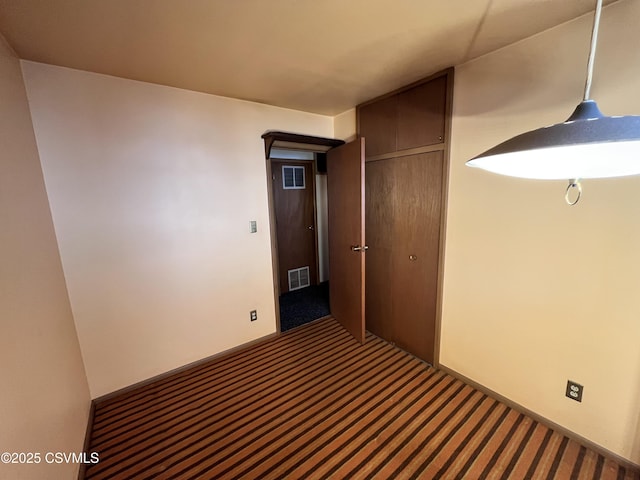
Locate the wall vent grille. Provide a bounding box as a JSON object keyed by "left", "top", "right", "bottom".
{"left": 282, "top": 165, "right": 305, "bottom": 189}
{"left": 288, "top": 266, "right": 310, "bottom": 291}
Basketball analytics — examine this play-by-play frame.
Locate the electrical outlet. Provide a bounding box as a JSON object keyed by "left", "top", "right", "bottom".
{"left": 566, "top": 380, "right": 583, "bottom": 402}
{"left": 250, "top": 310, "right": 257, "bottom": 322}
{"left": 250, "top": 221, "right": 257, "bottom": 233}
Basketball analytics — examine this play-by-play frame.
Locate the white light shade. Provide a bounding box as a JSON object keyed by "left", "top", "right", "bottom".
{"left": 467, "top": 139, "right": 640, "bottom": 180}
{"left": 467, "top": 101, "right": 640, "bottom": 180}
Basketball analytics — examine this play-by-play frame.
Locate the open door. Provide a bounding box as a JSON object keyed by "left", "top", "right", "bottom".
{"left": 327, "top": 138, "right": 366, "bottom": 344}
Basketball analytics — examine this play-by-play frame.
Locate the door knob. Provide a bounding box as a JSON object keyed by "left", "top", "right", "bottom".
{"left": 409, "top": 255, "right": 418, "bottom": 261}
{"left": 351, "top": 245, "right": 369, "bottom": 252}
{"left": 307, "top": 225, "right": 314, "bottom": 230}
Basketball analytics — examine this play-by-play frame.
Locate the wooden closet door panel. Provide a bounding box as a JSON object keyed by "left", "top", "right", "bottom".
{"left": 365, "top": 160, "right": 395, "bottom": 341}
{"left": 391, "top": 151, "right": 443, "bottom": 364}
{"left": 396, "top": 76, "right": 447, "bottom": 150}
{"left": 358, "top": 95, "right": 397, "bottom": 157}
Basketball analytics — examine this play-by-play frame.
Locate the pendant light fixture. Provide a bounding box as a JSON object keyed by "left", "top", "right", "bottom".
{"left": 466, "top": 0, "right": 640, "bottom": 205}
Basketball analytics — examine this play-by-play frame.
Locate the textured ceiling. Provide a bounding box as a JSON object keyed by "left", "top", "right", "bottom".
{"left": 0, "top": 0, "right": 617, "bottom": 115}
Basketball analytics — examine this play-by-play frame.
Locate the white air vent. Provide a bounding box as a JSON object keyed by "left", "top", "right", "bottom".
{"left": 288, "top": 266, "right": 310, "bottom": 291}
{"left": 282, "top": 165, "right": 305, "bottom": 189}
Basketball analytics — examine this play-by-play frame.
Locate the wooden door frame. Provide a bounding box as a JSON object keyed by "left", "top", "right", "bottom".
{"left": 265, "top": 155, "right": 282, "bottom": 332}
{"left": 262, "top": 132, "right": 345, "bottom": 333}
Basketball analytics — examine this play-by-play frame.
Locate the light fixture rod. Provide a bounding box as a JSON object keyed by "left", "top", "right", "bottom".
{"left": 583, "top": 0, "right": 603, "bottom": 101}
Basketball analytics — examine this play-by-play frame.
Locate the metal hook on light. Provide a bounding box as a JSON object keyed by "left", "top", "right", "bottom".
{"left": 565, "top": 179, "right": 582, "bottom": 206}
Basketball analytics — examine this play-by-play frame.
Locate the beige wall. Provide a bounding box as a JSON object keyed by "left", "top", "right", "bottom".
{"left": 442, "top": 0, "right": 640, "bottom": 463}
{"left": 0, "top": 37, "right": 90, "bottom": 479}
{"left": 334, "top": 108, "right": 357, "bottom": 142}
{"left": 22, "top": 61, "right": 333, "bottom": 398}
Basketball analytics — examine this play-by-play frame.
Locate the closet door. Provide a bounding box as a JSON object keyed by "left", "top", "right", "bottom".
{"left": 365, "top": 160, "right": 394, "bottom": 341}
{"left": 390, "top": 151, "right": 443, "bottom": 363}
{"left": 358, "top": 95, "right": 397, "bottom": 157}
{"left": 359, "top": 68, "right": 452, "bottom": 365}
{"left": 396, "top": 76, "right": 447, "bottom": 150}
{"left": 364, "top": 151, "right": 443, "bottom": 364}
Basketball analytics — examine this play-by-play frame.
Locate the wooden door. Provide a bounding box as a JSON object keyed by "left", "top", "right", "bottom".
{"left": 271, "top": 160, "right": 317, "bottom": 294}
{"left": 358, "top": 96, "right": 397, "bottom": 157}
{"left": 327, "top": 138, "right": 366, "bottom": 344}
{"left": 365, "top": 151, "right": 443, "bottom": 364}
{"left": 396, "top": 76, "right": 447, "bottom": 150}
{"left": 391, "top": 151, "right": 443, "bottom": 362}
{"left": 358, "top": 75, "right": 447, "bottom": 158}
{"left": 364, "top": 159, "right": 394, "bottom": 341}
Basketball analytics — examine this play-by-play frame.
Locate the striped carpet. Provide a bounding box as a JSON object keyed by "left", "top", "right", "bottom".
{"left": 83, "top": 317, "right": 640, "bottom": 480}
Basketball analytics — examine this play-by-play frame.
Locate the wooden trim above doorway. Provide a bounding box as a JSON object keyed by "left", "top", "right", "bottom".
{"left": 262, "top": 131, "right": 345, "bottom": 159}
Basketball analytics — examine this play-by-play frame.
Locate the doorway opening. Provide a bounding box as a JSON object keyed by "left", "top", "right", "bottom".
{"left": 263, "top": 132, "right": 345, "bottom": 333}
{"left": 270, "top": 149, "right": 329, "bottom": 331}
{"left": 263, "top": 131, "right": 366, "bottom": 343}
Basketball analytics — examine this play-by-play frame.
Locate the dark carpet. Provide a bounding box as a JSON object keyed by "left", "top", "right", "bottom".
{"left": 83, "top": 318, "right": 640, "bottom": 480}
{"left": 279, "top": 281, "right": 330, "bottom": 331}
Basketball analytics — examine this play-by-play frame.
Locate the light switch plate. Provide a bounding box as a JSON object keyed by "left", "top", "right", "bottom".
{"left": 250, "top": 221, "right": 257, "bottom": 233}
